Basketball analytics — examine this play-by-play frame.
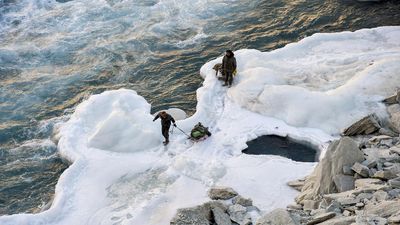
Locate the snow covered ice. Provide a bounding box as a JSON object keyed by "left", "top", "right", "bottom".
{"left": 1, "top": 27, "right": 400, "bottom": 225}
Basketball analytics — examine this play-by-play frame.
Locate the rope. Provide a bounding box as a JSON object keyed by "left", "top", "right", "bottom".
{"left": 175, "top": 126, "right": 191, "bottom": 139}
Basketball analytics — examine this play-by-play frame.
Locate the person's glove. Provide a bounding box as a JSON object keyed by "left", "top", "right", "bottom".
{"left": 173, "top": 123, "right": 177, "bottom": 127}
{"left": 233, "top": 69, "right": 237, "bottom": 76}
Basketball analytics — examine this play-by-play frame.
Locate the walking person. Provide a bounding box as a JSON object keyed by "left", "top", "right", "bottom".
{"left": 222, "top": 50, "right": 237, "bottom": 87}
{"left": 153, "top": 111, "right": 176, "bottom": 145}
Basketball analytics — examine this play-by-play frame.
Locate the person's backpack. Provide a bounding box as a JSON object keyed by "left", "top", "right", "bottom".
{"left": 190, "top": 123, "right": 211, "bottom": 140}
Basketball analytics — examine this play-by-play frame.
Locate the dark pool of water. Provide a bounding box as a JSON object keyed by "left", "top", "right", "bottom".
{"left": 242, "top": 135, "right": 318, "bottom": 162}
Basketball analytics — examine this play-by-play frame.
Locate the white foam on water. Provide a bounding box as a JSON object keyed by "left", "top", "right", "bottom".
{"left": 1, "top": 27, "right": 400, "bottom": 225}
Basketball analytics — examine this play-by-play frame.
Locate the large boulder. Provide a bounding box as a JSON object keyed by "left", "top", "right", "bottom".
{"left": 296, "top": 137, "right": 365, "bottom": 203}
{"left": 387, "top": 104, "right": 400, "bottom": 133}
{"left": 342, "top": 114, "right": 381, "bottom": 136}
{"left": 256, "top": 208, "right": 296, "bottom": 225}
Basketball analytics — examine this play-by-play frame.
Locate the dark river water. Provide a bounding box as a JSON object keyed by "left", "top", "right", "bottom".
{"left": 1, "top": 0, "right": 400, "bottom": 215}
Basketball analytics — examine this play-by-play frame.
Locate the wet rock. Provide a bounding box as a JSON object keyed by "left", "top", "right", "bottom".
{"left": 209, "top": 187, "right": 238, "bottom": 200}
{"left": 227, "top": 204, "right": 251, "bottom": 225}
{"left": 343, "top": 114, "right": 381, "bottom": 136}
{"left": 256, "top": 208, "right": 296, "bottom": 225}
{"left": 333, "top": 175, "right": 355, "bottom": 192}
{"left": 306, "top": 212, "right": 336, "bottom": 225}
{"left": 232, "top": 195, "right": 252, "bottom": 207}
{"left": 364, "top": 200, "right": 400, "bottom": 218}
{"left": 351, "top": 162, "right": 370, "bottom": 177}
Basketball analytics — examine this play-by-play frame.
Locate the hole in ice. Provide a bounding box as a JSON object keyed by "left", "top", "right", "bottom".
{"left": 242, "top": 135, "right": 319, "bottom": 162}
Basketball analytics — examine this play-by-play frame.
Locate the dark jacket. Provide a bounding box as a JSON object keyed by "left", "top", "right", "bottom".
{"left": 153, "top": 113, "right": 176, "bottom": 127}
{"left": 222, "top": 53, "right": 237, "bottom": 73}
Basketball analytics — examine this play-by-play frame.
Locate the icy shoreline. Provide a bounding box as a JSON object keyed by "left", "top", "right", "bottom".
{"left": 1, "top": 26, "right": 400, "bottom": 225}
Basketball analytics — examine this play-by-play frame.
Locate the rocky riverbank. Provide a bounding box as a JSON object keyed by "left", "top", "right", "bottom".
{"left": 170, "top": 91, "right": 400, "bottom": 225}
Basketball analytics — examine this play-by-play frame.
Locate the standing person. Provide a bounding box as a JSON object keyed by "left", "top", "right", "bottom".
{"left": 222, "top": 50, "right": 237, "bottom": 87}
{"left": 153, "top": 111, "right": 176, "bottom": 145}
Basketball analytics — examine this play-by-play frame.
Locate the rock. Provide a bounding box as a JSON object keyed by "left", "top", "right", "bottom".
{"left": 383, "top": 92, "right": 400, "bottom": 105}
{"left": 364, "top": 200, "right": 400, "bottom": 218}
{"left": 303, "top": 200, "right": 319, "bottom": 210}
{"left": 343, "top": 114, "right": 381, "bottom": 136}
{"left": 362, "top": 148, "right": 395, "bottom": 162}
{"left": 351, "top": 162, "right": 370, "bottom": 177}
{"left": 343, "top": 166, "right": 354, "bottom": 176}
{"left": 373, "top": 170, "right": 397, "bottom": 180}
{"left": 343, "top": 210, "right": 352, "bottom": 217}
{"left": 336, "top": 197, "right": 359, "bottom": 206}
{"left": 389, "top": 177, "right": 400, "bottom": 188}
{"left": 232, "top": 195, "right": 252, "bottom": 207}
{"left": 388, "top": 104, "right": 400, "bottom": 133}
{"left": 227, "top": 204, "right": 251, "bottom": 225}
{"left": 355, "top": 215, "right": 387, "bottom": 225}
{"left": 211, "top": 206, "right": 232, "bottom": 225}
{"left": 287, "top": 180, "right": 305, "bottom": 191}
{"left": 325, "top": 201, "right": 342, "bottom": 214}
{"left": 307, "top": 212, "right": 336, "bottom": 225}
{"left": 390, "top": 146, "right": 400, "bottom": 155}
{"left": 369, "top": 135, "right": 392, "bottom": 144}
{"left": 388, "top": 215, "right": 400, "bottom": 223}
{"left": 355, "top": 202, "right": 364, "bottom": 208}
{"left": 208, "top": 187, "right": 238, "bottom": 200}
{"left": 388, "top": 189, "right": 400, "bottom": 198}
{"left": 355, "top": 178, "right": 383, "bottom": 188}
{"left": 318, "top": 216, "right": 356, "bottom": 225}
{"left": 256, "top": 208, "right": 296, "bottom": 225}
{"left": 170, "top": 204, "right": 212, "bottom": 225}
{"left": 385, "top": 163, "right": 400, "bottom": 176}
{"left": 373, "top": 190, "right": 389, "bottom": 202}
{"left": 296, "top": 138, "right": 364, "bottom": 203}
{"left": 361, "top": 159, "right": 377, "bottom": 168}
{"left": 379, "top": 128, "right": 398, "bottom": 137}
{"left": 355, "top": 193, "right": 373, "bottom": 202}
{"left": 287, "top": 204, "right": 303, "bottom": 210}
{"left": 333, "top": 175, "right": 355, "bottom": 192}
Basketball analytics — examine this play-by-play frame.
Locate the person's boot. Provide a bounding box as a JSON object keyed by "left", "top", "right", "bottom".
{"left": 163, "top": 139, "right": 169, "bottom": 145}
{"left": 222, "top": 82, "right": 228, "bottom": 86}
